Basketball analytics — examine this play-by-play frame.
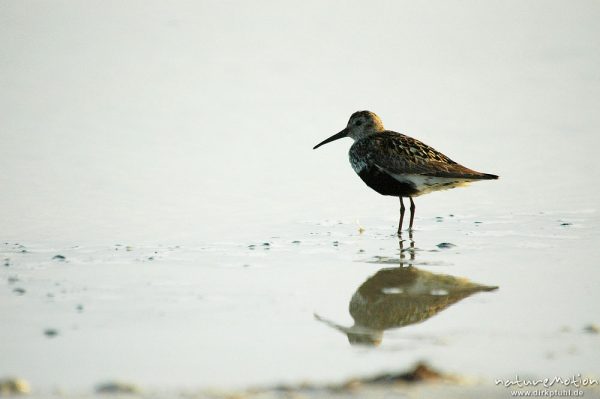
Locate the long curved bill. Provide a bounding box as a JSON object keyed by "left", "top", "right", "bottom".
{"left": 313, "top": 128, "right": 348, "bottom": 149}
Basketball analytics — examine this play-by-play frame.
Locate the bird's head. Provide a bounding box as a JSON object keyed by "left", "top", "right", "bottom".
{"left": 313, "top": 110, "right": 385, "bottom": 149}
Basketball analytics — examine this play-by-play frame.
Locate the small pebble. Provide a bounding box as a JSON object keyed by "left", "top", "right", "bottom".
{"left": 13, "top": 287, "right": 26, "bottom": 295}
{"left": 584, "top": 323, "right": 600, "bottom": 334}
{"left": 44, "top": 328, "right": 58, "bottom": 338}
{"left": 95, "top": 381, "right": 140, "bottom": 394}
{"left": 0, "top": 378, "right": 31, "bottom": 395}
{"left": 52, "top": 254, "right": 66, "bottom": 261}
{"left": 436, "top": 242, "right": 456, "bottom": 249}
{"left": 291, "top": 240, "right": 301, "bottom": 244}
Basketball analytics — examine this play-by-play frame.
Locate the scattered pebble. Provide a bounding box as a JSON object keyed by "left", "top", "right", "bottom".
{"left": 0, "top": 377, "right": 31, "bottom": 395}
{"left": 13, "top": 288, "right": 26, "bottom": 296}
{"left": 147, "top": 256, "right": 154, "bottom": 261}
{"left": 560, "top": 222, "right": 572, "bottom": 226}
{"left": 357, "top": 220, "right": 366, "bottom": 234}
{"left": 76, "top": 304, "right": 84, "bottom": 313}
{"left": 52, "top": 254, "right": 66, "bottom": 261}
{"left": 291, "top": 240, "right": 301, "bottom": 244}
{"left": 7, "top": 276, "right": 19, "bottom": 284}
{"left": 248, "top": 244, "right": 256, "bottom": 250}
{"left": 435, "top": 216, "right": 444, "bottom": 222}
{"left": 474, "top": 221, "right": 482, "bottom": 224}
{"left": 44, "top": 328, "right": 59, "bottom": 338}
{"left": 262, "top": 242, "right": 270, "bottom": 247}
{"left": 360, "top": 362, "right": 444, "bottom": 384}
{"left": 3, "top": 258, "right": 9, "bottom": 267}
{"left": 95, "top": 381, "right": 140, "bottom": 394}
{"left": 125, "top": 246, "right": 133, "bottom": 252}
{"left": 584, "top": 323, "right": 600, "bottom": 334}
{"left": 332, "top": 241, "right": 339, "bottom": 247}
{"left": 437, "top": 242, "right": 456, "bottom": 249}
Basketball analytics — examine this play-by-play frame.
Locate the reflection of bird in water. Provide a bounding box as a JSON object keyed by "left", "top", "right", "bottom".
{"left": 313, "top": 111, "right": 498, "bottom": 233}
{"left": 315, "top": 234, "right": 498, "bottom": 346}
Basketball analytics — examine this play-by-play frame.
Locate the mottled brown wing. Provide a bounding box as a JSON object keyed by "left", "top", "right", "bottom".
{"left": 363, "top": 132, "right": 489, "bottom": 179}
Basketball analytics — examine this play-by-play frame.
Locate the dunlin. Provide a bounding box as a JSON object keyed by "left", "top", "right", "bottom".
{"left": 313, "top": 111, "right": 498, "bottom": 233}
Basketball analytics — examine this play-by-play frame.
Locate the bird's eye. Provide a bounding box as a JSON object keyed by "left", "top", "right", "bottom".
{"left": 355, "top": 120, "right": 362, "bottom": 126}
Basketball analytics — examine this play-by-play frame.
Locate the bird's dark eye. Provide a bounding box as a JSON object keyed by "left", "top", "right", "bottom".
{"left": 355, "top": 120, "right": 362, "bottom": 126}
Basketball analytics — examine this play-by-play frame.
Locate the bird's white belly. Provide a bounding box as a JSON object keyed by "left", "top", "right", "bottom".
{"left": 389, "top": 173, "right": 471, "bottom": 196}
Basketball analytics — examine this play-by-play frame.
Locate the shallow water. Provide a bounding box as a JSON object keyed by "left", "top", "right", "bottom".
{"left": 2, "top": 212, "right": 599, "bottom": 392}
{"left": 1, "top": 0, "right": 600, "bottom": 395}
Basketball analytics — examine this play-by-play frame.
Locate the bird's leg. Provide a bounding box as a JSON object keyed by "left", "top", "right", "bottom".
{"left": 398, "top": 197, "right": 405, "bottom": 236}
{"left": 409, "top": 197, "right": 416, "bottom": 230}
{"left": 408, "top": 230, "right": 415, "bottom": 262}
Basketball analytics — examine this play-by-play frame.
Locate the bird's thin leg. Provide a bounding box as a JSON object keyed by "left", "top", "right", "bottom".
{"left": 398, "top": 197, "right": 405, "bottom": 236}
{"left": 409, "top": 197, "right": 416, "bottom": 230}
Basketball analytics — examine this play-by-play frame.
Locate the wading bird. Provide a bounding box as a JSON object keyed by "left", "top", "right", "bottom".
{"left": 313, "top": 111, "right": 498, "bottom": 234}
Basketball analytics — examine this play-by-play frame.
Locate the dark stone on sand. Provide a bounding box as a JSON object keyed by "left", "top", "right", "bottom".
{"left": 560, "top": 222, "right": 572, "bottom": 226}
{"left": 95, "top": 381, "right": 140, "bottom": 394}
{"left": 44, "top": 328, "right": 58, "bottom": 337}
{"left": 364, "top": 362, "right": 443, "bottom": 384}
{"left": 584, "top": 323, "right": 599, "bottom": 334}
{"left": 437, "top": 243, "right": 456, "bottom": 249}
{"left": 13, "top": 287, "right": 26, "bottom": 295}
{"left": 292, "top": 240, "right": 301, "bottom": 244}
{"left": 52, "top": 254, "right": 66, "bottom": 261}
